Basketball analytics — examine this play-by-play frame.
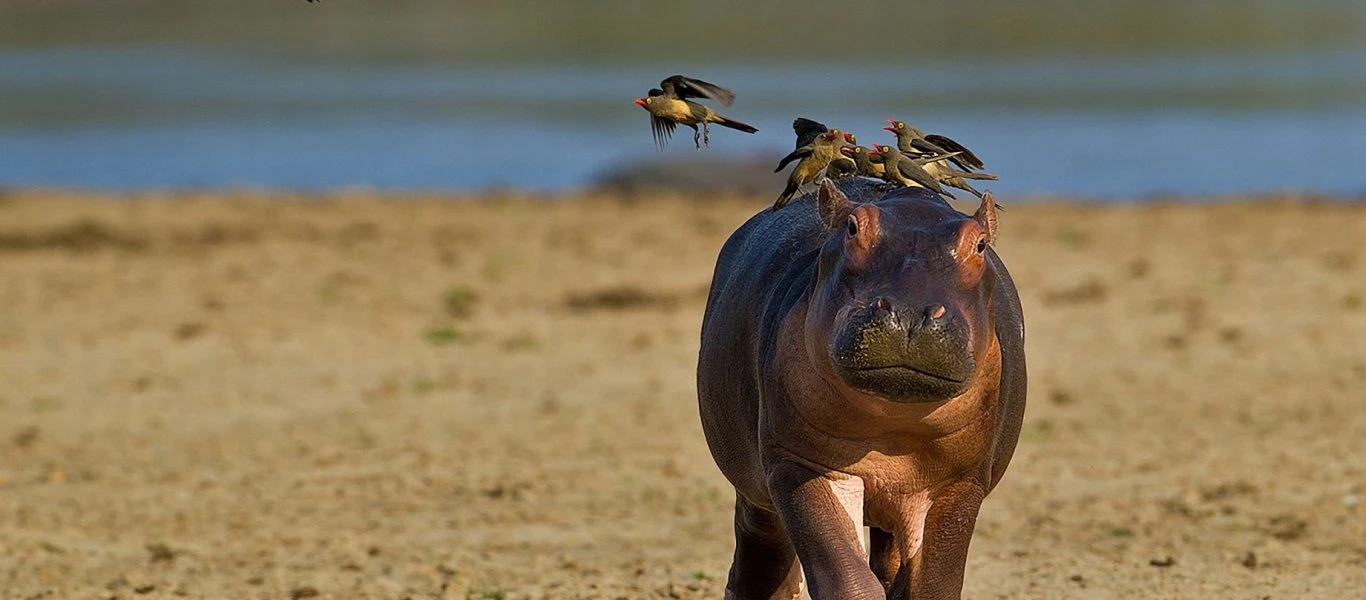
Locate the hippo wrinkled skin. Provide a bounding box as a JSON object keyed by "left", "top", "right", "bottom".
{"left": 697, "top": 179, "right": 1026, "bottom": 599}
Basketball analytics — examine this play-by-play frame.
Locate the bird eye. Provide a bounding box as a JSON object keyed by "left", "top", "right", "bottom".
{"left": 896, "top": 122, "right": 904, "bottom": 129}
{"left": 975, "top": 237, "right": 987, "bottom": 254}
{"left": 644, "top": 97, "right": 652, "bottom": 104}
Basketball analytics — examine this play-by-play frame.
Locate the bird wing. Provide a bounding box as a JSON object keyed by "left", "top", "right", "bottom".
{"left": 774, "top": 147, "right": 814, "bottom": 173}
{"left": 650, "top": 114, "right": 677, "bottom": 150}
{"left": 924, "top": 134, "right": 985, "bottom": 170}
{"left": 897, "top": 158, "right": 952, "bottom": 196}
{"left": 792, "top": 117, "right": 829, "bottom": 149}
{"left": 911, "top": 151, "right": 961, "bottom": 166}
{"left": 910, "top": 137, "right": 949, "bottom": 155}
{"left": 661, "top": 75, "right": 735, "bottom": 106}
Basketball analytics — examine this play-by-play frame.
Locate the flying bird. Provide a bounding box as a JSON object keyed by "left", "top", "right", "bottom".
{"left": 633, "top": 75, "right": 757, "bottom": 149}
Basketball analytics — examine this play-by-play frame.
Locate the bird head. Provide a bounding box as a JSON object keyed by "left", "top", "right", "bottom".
{"left": 844, "top": 132, "right": 857, "bottom": 144}
{"left": 634, "top": 95, "right": 660, "bottom": 112}
{"left": 635, "top": 88, "right": 667, "bottom": 109}
{"left": 883, "top": 119, "right": 906, "bottom": 133}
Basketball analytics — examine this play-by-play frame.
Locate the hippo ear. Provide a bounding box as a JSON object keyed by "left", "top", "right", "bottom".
{"left": 817, "top": 179, "right": 855, "bottom": 229}
{"left": 973, "top": 191, "right": 999, "bottom": 243}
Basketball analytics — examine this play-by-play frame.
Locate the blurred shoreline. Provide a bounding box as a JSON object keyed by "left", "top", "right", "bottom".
{"left": 4, "top": 1, "right": 1364, "bottom": 198}
{"left": 2, "top": 186, "right": 1361, "bottom": 206}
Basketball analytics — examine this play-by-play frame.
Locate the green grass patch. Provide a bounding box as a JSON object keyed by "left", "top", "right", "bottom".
{"left": 443, "top": 285, "right": 478, "bottom": 318}
{"left": 423, "top": 325, "right": 464, "bottom": 346}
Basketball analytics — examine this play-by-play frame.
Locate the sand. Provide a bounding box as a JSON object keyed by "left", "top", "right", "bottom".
{"left": 0, "top": 189, "right": 1363, "bottom": 599}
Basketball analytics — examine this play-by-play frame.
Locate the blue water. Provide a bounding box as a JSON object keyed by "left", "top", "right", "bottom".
{"left": 2, "top": 47, "right": 1365, "bottom": 198}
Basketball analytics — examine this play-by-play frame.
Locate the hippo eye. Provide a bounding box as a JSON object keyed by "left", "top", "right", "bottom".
{"left": 975, "top": 237, "right": 987, "bottom": 254}
{"left": 846, "top": 216, "right": 859, "bottom": 238}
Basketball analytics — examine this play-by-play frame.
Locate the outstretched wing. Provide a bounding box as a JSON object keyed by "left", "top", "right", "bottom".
{"left": 650, "top": 115, "right": 677, "bottom": 150}
{"left": 792, "top": 117, "right": 829, "bottom": 149}
{"left": 924, "top": 134, "right": 985, "bottom": 170}
{"left": 661, "top": 75, "right": 736, "bottom": 106}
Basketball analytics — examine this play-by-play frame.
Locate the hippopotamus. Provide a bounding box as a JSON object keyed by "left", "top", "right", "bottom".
{"left": 697, "top": 178, "right": 1026, "bottom": 599}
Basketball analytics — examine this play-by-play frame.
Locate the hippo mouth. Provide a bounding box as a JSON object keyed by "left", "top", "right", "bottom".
{"left": 837, "top": 360, "right": 973, "bottom": 404}
{"left": 828, "top": 300, "right": 977, "bottom": 403}
{"left": 850, "top": 364, "right": 965, "bottom": 384}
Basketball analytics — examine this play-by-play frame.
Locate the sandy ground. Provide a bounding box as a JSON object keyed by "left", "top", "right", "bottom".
{"left": 0, "top": 189, "right": 1363, "bottom": 600}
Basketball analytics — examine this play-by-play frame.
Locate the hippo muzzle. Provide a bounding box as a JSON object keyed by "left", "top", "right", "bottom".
{"left": 830, "top": 296, "right": 974, "bottom": 403}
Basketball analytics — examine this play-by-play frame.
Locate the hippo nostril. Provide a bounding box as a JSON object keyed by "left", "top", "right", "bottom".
{"left": 874, "top": 298, "right": 892, "bottom": 312}
{"left": 917, "top": 304, "right": 948, "bottom": 329}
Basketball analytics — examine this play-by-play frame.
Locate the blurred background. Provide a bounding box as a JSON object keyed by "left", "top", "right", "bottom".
{"left": 3, "top": 0, "right": 1365, "bottom": 198}
{"left": 5, "top": 3, "right": 1366, "bottom": 598}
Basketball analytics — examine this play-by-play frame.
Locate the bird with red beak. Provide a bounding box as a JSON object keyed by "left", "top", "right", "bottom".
{"left": 634, "top": 75, "right": 757, "bottom": 149}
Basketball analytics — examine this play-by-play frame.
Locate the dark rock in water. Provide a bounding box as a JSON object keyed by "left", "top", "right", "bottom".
{"left": 590, "top": 153, "right": 786, "bottom": 195}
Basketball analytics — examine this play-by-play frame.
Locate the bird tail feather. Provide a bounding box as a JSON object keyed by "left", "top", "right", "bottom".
{"left": 772, "top": 181, "right": 799, "bottom": 211}
{"left": 713, "top": 115, "right": 758, "bottom": 134}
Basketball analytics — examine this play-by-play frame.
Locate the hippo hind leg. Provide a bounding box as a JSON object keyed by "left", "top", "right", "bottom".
{"left": 724, "top": 496, "right": 803, "bottom": 600}
{"left": 869, "top": 527, "right": 902, "bottom": 591}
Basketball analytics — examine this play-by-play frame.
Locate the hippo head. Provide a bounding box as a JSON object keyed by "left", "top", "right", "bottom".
{"left": 805, "top": 181, "right": 1000, "bottom": 404}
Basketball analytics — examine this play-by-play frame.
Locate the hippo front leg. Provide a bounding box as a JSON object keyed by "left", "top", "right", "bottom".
{"left": 896, "top": 478, "right": 988, "bottom": 600}
{"left": 767, "top": 462, "right": 884, "bottom": 600}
